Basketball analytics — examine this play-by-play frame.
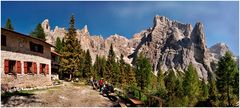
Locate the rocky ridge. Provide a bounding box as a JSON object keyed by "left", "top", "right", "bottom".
{"left": 42, "top": 15, "right": 234, "bottom": 80}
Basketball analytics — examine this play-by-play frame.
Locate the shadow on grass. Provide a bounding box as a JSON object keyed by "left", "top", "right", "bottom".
{"left": 1, "top": 90, "right": 44, "bottom": 107}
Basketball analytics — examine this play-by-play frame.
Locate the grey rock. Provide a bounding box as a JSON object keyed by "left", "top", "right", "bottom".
{"left": 42, "top": 15, "right": 234, "bottom": 80}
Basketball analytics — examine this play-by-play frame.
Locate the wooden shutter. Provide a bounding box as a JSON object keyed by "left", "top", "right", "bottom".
{"left": 4, "top": 60, "right": 9, "bottom": 74}
{"left": 39, "top": 64, "right": 42, "bottom": 74}
{"left": 16, "top": 61, "right": 21, "bottom": 74}
{"left": 33, "top": 62, "right": 37, "bottom": 74}
{"left": 24, "top": 62, "right": 28, "bottom": 74}
{"left": 46, "top": 64, "right": 49, "bottom": 75}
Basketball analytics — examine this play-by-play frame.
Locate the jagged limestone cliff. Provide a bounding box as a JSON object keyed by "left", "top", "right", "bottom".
{"left": 42, "top": 15, "right": 234, "bottom": 80}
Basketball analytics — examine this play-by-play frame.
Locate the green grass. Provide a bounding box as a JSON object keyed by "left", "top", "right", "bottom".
{"left": 71, "top": 81, "right": 88, "bottom": 87}
{"left": 1, "top": 90, "right": 34, "bottom": 99}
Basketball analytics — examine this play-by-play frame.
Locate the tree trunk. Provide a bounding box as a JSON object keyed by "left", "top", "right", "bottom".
{"left": 139, "top": 91, "right": 141, "bottom": 100}
{"left": 70, "top": 74, "right": 72, "bottom": 81}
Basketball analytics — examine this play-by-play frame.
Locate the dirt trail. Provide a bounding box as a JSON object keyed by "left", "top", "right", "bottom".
{"left": 2, "top": 81, "right": 118, "bottom": 107}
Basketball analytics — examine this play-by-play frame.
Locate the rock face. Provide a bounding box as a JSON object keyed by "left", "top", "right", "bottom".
{"left": 42, "top": 15, "right": 234, "bottom": 80}
{"left": 209, "top": 42, "right": 230, "bottom": 59}
{"left": 42, "top": 19, "right": 66, "bottom": 46}
{"left": 128, "top": 16, "right": 212, "bottom": 80}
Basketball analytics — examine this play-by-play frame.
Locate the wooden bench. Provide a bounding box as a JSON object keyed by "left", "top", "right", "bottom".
{"left": 114, "top": 88, "right": 144, "bottom": 107}
{"left": 119, "top": 101, "right": 127, "bottom": 107}
{"left": 129, "top": 98, "right": 144, "bottom": 105}
{"left": 127, "top": 94, "right": 144, "bottom": 106}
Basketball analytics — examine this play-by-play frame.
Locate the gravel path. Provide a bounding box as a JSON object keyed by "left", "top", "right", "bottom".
{"left": 2, "top": 81, "right": 118, "bottom": 107}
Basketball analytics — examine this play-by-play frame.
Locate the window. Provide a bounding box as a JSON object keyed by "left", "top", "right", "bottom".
{"left": 39, "top": 63, "right": 46, "bottom": 74}
{"left": 4, "top": 60, "right": 21, "bottom": 75}
{"left": 29, "top": 42, "right": 44, "bottom": 53}
{"left": 39, "top": 63, "right": 49, "bottom": 75}
{"left": 24, "top": 62, "right": 37, "bottom": 74}
{"left": 1, "top": 35, "right": 6, "bottom": 46}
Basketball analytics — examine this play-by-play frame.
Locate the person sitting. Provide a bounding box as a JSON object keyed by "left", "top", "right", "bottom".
{"left": 102, "top": 81, "right": 115, "bottom": 96}
{"left": 99, "top": 78, "right": 104, "bottom": 93}
{"left": 102, "top": 81, "right": 109, "bottom": 96}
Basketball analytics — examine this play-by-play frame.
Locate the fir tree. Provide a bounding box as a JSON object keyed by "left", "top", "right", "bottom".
{"left": 164, "top": 69, "right": 177, "bottom": 106}
{"left": 100, "top": 56, "right": 107, "bottom": 79}
{"left": 108, "top": 44, "right": 116, "bottom": 63}
{"left": 119, "top": 54, "right": 127, "bottom": 88}
{"left": 135, "top": 53, "right": 151, "bottom": 99}
{"left": 94, "top": 55, "right": 107, "bottom": 79}
{"left": 106, "top": 44, "right": 120, "bottom": 86}
{"left": 156, "top": 61, "right": 167, "bottom": 97}
{"left": 55, "top": 37, "right": 63, "bottom": 53}
{"left": 208, "top": 75, "right": 219, "bottom": 106}
{"left": 59, "top": 15, "right": 83, "bottom": 80}
{"left": 30, "top": 23, "right": 46, "bottom": 41}
{"left": 183, "top": 63, "right": 200, "bottom": 106}
{"left": 82, "top": 49, "right": 92, "bottom": 79}
{"left": 215, "top": 51, "right": 239, "bottom": 106}
{"left": 200, "top": 80, "right": 209, "bottom": 101}
{"left": 126, "top": 64, "right": 136, "bottom": 87}
{"left": 5, "top": 18, "right": 14, "bottom": 30}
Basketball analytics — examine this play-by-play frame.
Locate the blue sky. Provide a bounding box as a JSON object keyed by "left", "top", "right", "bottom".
{"left": 1, "top": 1, "right": 239, "bottom": 55}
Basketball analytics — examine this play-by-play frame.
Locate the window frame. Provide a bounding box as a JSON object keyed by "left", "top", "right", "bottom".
{"left": 29, "top": 42, "right": 44, "bottom": 53}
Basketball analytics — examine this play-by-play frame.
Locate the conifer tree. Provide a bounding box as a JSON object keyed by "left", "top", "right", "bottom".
{"left": 135, "top": 53, "right": 151, "bottom": 99}
{"left": 215, "top": 51, "right": 239, "bottom": 106}
{"left": 30, "top": 23, "right": 46, "bottom": 41}
{"left": 200, "top": 80, "right": 209, "bottom": 101}
{"left": 100, "top": 56, "right": 107, "bottom": 79}
{"left": 106, "top": 44, "right": 120, "bottom": 86}
{"left": 126, "top": 64, "right": 136, "bottom": 87}
{"left": 157, "top": 61, "right": 167, "bottom": 97}
{"left": 55, "top": 37, "right": 63, "bottom": 53}
{"left": 119, "top": 54, "right": 127, "bottom": 87}
{"left": 183, "top": 63, "right": 200, "bottom": 106}
{"left": 59, "top": 15, "right": 83, "bottom": 80}
{"left": 93, "top": 55, "right": 99, "bottom": 78}
{"left": 106, "top": 44, "right": 115, "bottom": 83}
{"left": 208, "top": 75, "right": 219, "bottom": 106}
{"left": 82, "top": 49, "right": 92, "bottom": 79}
{"left": 164, "top": 69, "right": 177, "bottom": 106}
{"left": 5, "top": 18, "right": 14, "bottom": 30}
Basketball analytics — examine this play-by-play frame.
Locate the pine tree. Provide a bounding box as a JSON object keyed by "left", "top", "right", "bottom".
{"left": 175, "top": 77, "right": 187, "bottom": 106}
{"left": 200, "top": 80, "right": 209, "bottom": 101}
{"left": 106, "top": 44, "right": 120, "bottom": 86}
{"left": 119, "top": 54, "right": 127, "bottom": 88}
{"left": 215, "top": 51, "right": 239, "bottom": 106}
{"left": 156, "top": 62, "right": 167, "bottom": 97}
{"left": 135, "top": 52, "right": 151, "bottom": 99}
{"left": 94, "top": 55, "right": 108, "bottom": 79}
{"left": 82, "top": 49, "right": 92, "bottom": 79}
{"left": 55, "top": 37, "right": 63, "bottom": 53}
{"left": 30, "top": 23, "right": 46, "bottom": 41}
{"left": 5, "top": 18, "right": 14, "bottom": 30}
{"left": 59, "top": 15, "right": 83, "bottom": 80}
{"left": 183, "top": 63, "right": 200, "bottom": 106}
{"left": 93, "top": 55, "right": 99, "bottom": 78}
{"left": 108, "top": 44, "right": 116, "bottom": 63}
{"left": 208, "top": 75, "right": 219, "bottom": 106}
{"left": 164, "top": 69, "right": 177, "bottom": 106}
{"left": 100, "top": 56, "right": 107, "bottom": 79}
{"left": 113, "top": 60, "right": 120, "bottom": 86}
{"left": 126, "top": 64, "right": 136, "bottom": 87}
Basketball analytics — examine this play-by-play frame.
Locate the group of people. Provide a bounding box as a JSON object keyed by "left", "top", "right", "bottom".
{"left": 90, "top": 77, "right": 114, "bottom": 97}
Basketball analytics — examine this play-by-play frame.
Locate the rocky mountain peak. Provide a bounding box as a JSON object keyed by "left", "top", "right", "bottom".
{"left": 41, "top": 19, "right": 50, "bottom": 32}
{"left": 210, "top": 42, "right": 230, "bottom": 58}
{"left": 191, "top": 22, "right": 205, "bottom": 44}
{"left": 153, "top": 15, "right": 170, "bottom": 29}
{"left": 82, "top": 25, "right": 89, "bottom": 35}
{"left": 42, "top": 15, "right": 233, "bottom": 80}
